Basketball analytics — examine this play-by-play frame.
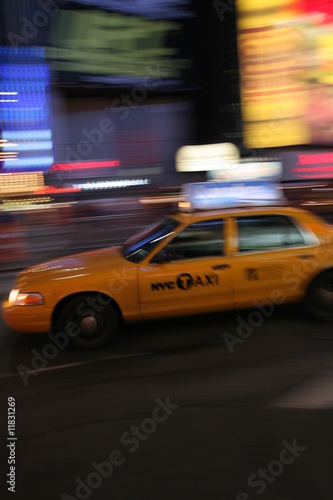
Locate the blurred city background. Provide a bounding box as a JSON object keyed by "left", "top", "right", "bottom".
{"left": 2, "top": 4, "right": 333, "bottom": 500}
{"left": 1, "top": 0, "right": 333, "bottom": 277}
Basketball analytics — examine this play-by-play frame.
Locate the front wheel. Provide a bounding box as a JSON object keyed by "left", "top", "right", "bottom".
{"left": 306, "top": 270, "right": 333, "bottom": 321}
{"left": 57, "top": 294, "right": 120, "bottom": 349}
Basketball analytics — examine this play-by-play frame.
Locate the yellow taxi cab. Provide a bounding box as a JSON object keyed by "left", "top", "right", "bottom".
{"left": 2, "top": 182, "right": 333, "bottom": 349}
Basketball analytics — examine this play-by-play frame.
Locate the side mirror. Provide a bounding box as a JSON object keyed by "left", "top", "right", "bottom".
{"left": 152, "top": 250, "right": 171, "bottom": 264}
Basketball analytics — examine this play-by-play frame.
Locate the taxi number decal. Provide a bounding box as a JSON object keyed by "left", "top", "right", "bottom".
{"left": 151, "top": 273, "right": 219, "bottom": 292}
{"left": 246, "top": 268, "right": 260, "bottom": 281}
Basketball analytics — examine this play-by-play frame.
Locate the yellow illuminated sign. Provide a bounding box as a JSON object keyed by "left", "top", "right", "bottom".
{"left": 0, "top": 172, "right": 44, "bottom": 196}
{"left": 237, "top": 0, "right": 333, "bottom": 148}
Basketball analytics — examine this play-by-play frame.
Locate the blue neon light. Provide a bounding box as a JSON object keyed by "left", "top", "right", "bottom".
{"left": 2, "top": 130, "right": 52, "bottom": 141}
{"left": 2, "top": 141, "right": 53, "bottom": 152}
{"left": 0, "top": 46, "right": 54, "bottom": 172}
{"left": 3, "top": 156, "right": 54, "bottom": 168}
{"left": 68, "top": 0, "right": 193, "bottom": 19}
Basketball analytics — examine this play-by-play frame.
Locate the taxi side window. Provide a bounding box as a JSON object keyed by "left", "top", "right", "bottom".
{"left": 237, "top": 215, "right": 305, "bottom": 252}
{"left": 163, "top": 219, "right": 224, "bottom": 261}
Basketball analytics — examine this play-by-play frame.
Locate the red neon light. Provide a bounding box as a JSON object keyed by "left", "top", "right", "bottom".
{"left": 293, "top": 166, "right": 333, "bottom": 172}
{"left": 50, "top": 160, "right": 120, "bottom": 171}
{"left": 294, "top": 173, "right": 333, "bottom": 179}
{"left": 296, "top": 0, "right": 333, "bottom": 16}
{"left": 296, "top": 153, "right": 333, "bottom": 166}
{"left": 292, "top": 165, "right": 333, "bottom": 179}
{"left": 33, "top": 186, "right": 82, "bottom": 194}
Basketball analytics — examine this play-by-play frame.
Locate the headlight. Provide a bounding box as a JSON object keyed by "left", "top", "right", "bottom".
{"left": 8, "top": 289, "right": 44, "bottom": 306}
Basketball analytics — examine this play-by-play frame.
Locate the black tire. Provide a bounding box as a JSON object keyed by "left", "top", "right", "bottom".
{"left": 57, "top": 294, "right": 119, "bottom": 349}
{"left": 306, "top": 270, "right": 333, "bottom": 321}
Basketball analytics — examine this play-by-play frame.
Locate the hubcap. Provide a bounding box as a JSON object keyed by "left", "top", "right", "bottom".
{"left": 80, "top": 315, "right": 98, "bottom": 334}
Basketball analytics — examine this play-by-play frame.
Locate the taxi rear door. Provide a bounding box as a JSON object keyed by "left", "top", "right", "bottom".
{"left": 231, "top": 214, "right": 319, "bottom": 309}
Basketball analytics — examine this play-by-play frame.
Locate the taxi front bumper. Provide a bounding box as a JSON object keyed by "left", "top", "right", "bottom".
{"left": 1, "top": 301, "right": 52, "bottom": 333}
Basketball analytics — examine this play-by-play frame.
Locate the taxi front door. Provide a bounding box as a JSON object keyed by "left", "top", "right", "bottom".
{"left": 138, "top": 218, "right": 233, "bottom": 319}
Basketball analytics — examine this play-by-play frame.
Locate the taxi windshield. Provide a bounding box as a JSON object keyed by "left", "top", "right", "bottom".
{"left": 122, "top": 217, "right": 180, "bottom": 263}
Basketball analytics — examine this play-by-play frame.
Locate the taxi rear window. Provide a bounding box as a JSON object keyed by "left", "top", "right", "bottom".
{"left": 237, "top": 215, "right": 305, "bottom": 252}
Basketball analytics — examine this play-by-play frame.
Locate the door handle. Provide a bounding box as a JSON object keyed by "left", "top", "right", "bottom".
{"left": 297, "top": 254, "right": 313, "bottom": 260}
{"left": 212, "top": 264, "right": 230, "bottom": 270}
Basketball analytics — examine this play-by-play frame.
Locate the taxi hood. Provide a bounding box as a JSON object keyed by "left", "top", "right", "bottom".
{"left": 16, "top": 246, "right": 126, "bottom": 285}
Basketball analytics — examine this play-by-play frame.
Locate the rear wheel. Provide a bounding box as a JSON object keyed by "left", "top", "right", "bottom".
{"left": 57, "top": 294, "right": 119, "bottom": 349}
{"left": 306, "top": 270, "right": 333, "bottom": 321}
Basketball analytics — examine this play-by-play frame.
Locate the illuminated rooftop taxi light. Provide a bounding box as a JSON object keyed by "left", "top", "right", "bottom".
{"left": 179, "top": 180, "right": 285, "bottom": 211}
{"left": 178, "top": 200, "right": 192, "bottom": 211}
{"left": 175, "top": 143, "right": 240, "bottom": 172}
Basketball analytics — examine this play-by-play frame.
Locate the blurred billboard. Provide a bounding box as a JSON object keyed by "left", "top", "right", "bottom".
{"left": 46, "top": 0, "right": 198, "bottom": 91}
{"left": 237, "top": 0, "right": 333, "bottom": 148}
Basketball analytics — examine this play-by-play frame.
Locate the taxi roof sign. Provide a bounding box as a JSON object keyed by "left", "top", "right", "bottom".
{"left": 180, "top": 180, "right": 284, "bottom": 211}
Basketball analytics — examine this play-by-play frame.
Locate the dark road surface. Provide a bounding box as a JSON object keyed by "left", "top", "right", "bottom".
{"left": 1, "top": 302, "right": 333, "bottom": 500}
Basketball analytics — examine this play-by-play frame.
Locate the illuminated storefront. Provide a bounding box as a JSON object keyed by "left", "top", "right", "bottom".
{"left": 237, "top": 0, "right": 333, "bottom": 149}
